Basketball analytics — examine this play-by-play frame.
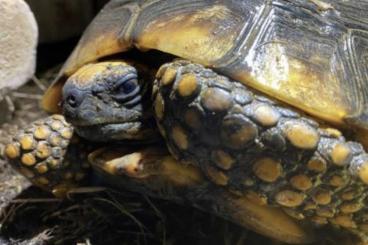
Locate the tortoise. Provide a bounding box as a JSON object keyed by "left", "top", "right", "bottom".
{"left": 4, "top": 0, "right": 368, "bottom": 243}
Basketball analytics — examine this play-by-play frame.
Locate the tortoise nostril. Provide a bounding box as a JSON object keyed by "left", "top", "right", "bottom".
{"left": 67, "top": 94, "right": 77, "bottom": 107}
{"left": 63, "top": 86, "right": 84, "bottom": 109}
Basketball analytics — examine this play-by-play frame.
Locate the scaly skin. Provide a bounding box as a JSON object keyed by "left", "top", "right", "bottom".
{"left": 153, "top": 61, "right": 368, "bottom": 240}
{"left": 4, "top": 115, "right": 92, "bottom": 196}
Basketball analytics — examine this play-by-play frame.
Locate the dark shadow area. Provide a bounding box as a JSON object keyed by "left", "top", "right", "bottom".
{"left": 1, "top": 185, "right": 266, "bottom": 245}
{"left": 36, "top": 37, "right": 79, "bottom": 74}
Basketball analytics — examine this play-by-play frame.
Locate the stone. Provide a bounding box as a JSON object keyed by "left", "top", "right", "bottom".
{"left": 0, "top": 0, "right": 38, "bottom": 90}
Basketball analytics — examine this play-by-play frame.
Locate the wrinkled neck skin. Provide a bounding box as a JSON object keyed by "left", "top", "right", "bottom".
{"left": 61, "top": 61, "right": 159, "bottom": 143}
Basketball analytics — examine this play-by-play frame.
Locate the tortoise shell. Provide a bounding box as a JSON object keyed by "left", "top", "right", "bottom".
{"left": 42, "top": 0, "right": 368, "bottom": 136}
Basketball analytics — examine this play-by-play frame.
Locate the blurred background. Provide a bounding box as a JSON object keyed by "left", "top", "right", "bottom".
{"left": 28, "top": 0, "right": 109, "bottom": 71}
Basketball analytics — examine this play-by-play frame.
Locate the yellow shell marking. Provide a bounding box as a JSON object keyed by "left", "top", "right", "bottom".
{"left": 49, "top": 135, "right": 62, "bottom": 147}
{"left": 290, "top": 174, "right": 313, "bottom": 191}
{"left": 312, "top": 190, "right": 332, "bottom": 205}
{"left": 207, "top": 166, "right": 229, "bottom": 186}
{"left": 34, "top": 125, "right": 51, "bottom": 140}
{"left": 322, "top": 128, "right": 342, "bottom": 138}
{"left": 36, "top": 142, "right": 51, "bottom": 159}
{"left": 19, "top": 135, "right": 35, "bottom": 150}
{"left": 35, "top": 163, "right": 48, "bottom": 174}
{"left": 51, "top": 120, "right": 63, "bottom": 131}
{"left": 177, "top": 74, "right": 198, "bottom": 97}
{"left": 330, "top": 143, "right": 351, "bottom": 166}
{"left": 48, "top": 158, "right": 61, "bottom": 169}
{"left": 341, "top": 191, "right": 356, "bottom": 201}
{"left": 307, "top": 157, "right": 326, "bottom": 173}
{"left": 161, "top": 67, "right": 177, "bottom": 86}
{"left": 275, "top": 190, "right": 305, "bottom": 208}
{"left": 21, "top": 153, "right": 36, "bottom": 166}
{"left": 303, "top": 202, "right": 317, "bottom": 211}
{"left": 253, "top": 104, "right": 280, "bottom": 127}
{"left": 221, "top": 117, "right": 258, "bottom": 149}
{"left": 227, "top": 125, "right": 257, "bottom": 148}
{"left": 154, "top": 93, "right": 165, "bottom": 120}
{"left": 330, "top": 215, "right": 356, "bottom": 229}
{"left": 171, "top": 126, "right": 189, "bottom": 150}
{"left": 252, "top": 157, "right": 282, "bottom": 183}
{"left": 316, "top": 208, "right": 335, "bottom": 218}
{"left": 212, "top": 150, "right": 235, "bottom": 170}
{"left": 358, "top": 161, "right": 368, "bottom": 184}
{"left": 329, "top": 175, "right": 345, "bottom": 187}
{"left": 5, "top": 143, "right": 20, "bottom": 159}
{"left": 339, "top": 202, "right": 362, "bottom": 214}
{"left": 284, "top": 121, "right": 319, "bottom": 149}
{"left": 61, "top": 128, "right": 73, "bottom": 140}
{"left": 202, "top": 88, "right": 233, "bottom": 112}
{"left": 52, "top": 114, "right": 64, "bottom": 121}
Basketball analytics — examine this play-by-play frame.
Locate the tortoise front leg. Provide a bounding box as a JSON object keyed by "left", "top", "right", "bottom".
{"left": 4, "top": 115, "right": 93, "bottom": 197}
{"left": 88, "top": 145, "right": 314, "bottom": 244}
{"left": 153, "top": 60, "right": 368, "bottom": 241}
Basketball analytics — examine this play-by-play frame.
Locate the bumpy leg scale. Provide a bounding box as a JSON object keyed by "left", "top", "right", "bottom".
{"left": 153, "top": 60, "right": 368, "bottom": 239}
{"left": 4, "top": 115, "right": 91, "bottom": 196}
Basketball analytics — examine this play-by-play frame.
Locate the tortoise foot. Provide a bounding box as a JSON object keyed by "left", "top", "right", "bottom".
{"left": 4, "top": 115, "right": 91, "bottom": 197}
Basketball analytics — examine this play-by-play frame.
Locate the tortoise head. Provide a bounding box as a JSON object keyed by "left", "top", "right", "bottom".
{"left": 61, "top": 61, "right": 158, "bottom": 142}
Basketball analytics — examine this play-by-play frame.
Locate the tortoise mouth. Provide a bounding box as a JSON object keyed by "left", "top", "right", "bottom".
{"left": 73, "top": 120, "right": 159, "bottom": 142}
{"left": 69, "top": 118, "right": 139, "bottom": 127}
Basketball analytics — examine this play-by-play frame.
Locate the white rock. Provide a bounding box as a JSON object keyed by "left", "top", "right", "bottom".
{"left": 0, "top": 0, "right": 38, "bottom": 90}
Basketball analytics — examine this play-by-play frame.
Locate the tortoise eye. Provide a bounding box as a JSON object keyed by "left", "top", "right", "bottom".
{"left": 117, "top": 79, "right": 137, "bottom": 94}
{"left": 112, "top": 76, "right": 140, "bottom": 103}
